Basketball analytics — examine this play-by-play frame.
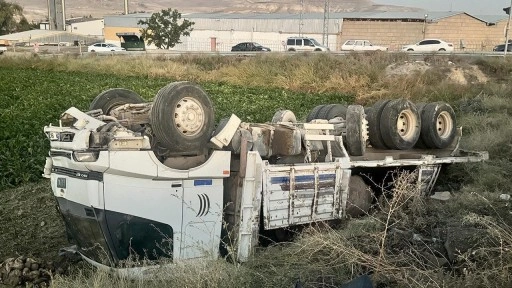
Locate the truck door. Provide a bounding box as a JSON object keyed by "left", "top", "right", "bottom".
{"left": 102, "top": 173, "right": 183, "bottom": 263}
{"left": 180, "top": 179, "right": 224, "bottom": 259}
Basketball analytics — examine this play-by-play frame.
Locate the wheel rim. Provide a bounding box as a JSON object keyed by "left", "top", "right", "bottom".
{"left": 174, "top": 97, "right": 205, "bottom": 137}
{"left": 396, "top": 109, "right": 417, "bottom": 141}
{"left": 436, "top": 111, "right": 453, "bottom": 139}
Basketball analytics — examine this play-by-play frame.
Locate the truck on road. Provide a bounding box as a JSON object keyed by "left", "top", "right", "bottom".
{"left": 43, "top": 82, "right": 487, "bottom": 273}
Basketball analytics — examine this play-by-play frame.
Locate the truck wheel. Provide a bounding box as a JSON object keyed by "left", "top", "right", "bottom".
{"left": 89, "top": 88, "right": 145, "bottom": 115}
{"left": 271, "top": 110, "right": 297, "bottom": 123}
{"left": 380, "top": 99, "right": 421, "bottom": 150}
{"left": 346, "top": 175, "right": 372, "bottom": 217}
{"left": 420, "top": 102, "right": 456, "bottom": 149}
{"left": 345, "top": 105, "right": 367, "bottom": 156}
{"left": 317, "top": 104, "right": 347, "bottom": 120}
{"left": 367, "top": 100, "right": 390, "bottom": 149}
{"left": 150, "top": 82, "right": 215, "bottom": 154}
{"left": 306, "top": 105, "right": 326, "bottom": 122}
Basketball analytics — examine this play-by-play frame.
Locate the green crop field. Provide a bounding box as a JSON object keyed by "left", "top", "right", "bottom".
{"left": 0, "top": 66, "right": 351, "bottom": 190}
{"left": 1, "top": 54, "right": 512, "bottom": 287}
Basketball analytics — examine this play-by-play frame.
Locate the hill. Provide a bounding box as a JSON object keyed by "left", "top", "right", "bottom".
{"left": 13, "top": 0, "right": 421, "bottom": 22}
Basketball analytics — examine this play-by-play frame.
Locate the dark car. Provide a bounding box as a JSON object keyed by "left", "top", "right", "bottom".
{"left": 231, "top": 42, "right": 271, "bottom": 52}
{"left": 493, "top": 41, "right": 512, "bottom": 52}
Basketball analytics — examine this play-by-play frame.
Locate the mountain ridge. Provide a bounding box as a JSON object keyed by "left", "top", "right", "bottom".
{"left": 14, "top": 0, "right": 422, "bottom": 22}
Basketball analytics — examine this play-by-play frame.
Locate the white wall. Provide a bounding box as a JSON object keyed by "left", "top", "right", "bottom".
{"left": 66, "top": 19, "right": 104, "bottom": 37}
{"left": 172, "top": 30, "right": 338, "bottom": 52}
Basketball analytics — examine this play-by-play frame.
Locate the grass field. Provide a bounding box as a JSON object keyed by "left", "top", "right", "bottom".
{"left": 1, "top": 53, "right": 512, "bottom": 287}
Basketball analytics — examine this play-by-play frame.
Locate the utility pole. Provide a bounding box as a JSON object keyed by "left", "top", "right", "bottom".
{"left": 422, "top": 14, "right": 428, "bottom": 39}
{"left": 505, "top": 0, "right": 512, "bottom": 56}
{"left": 299, "top": 0, "right": 304, "bottom": 36}
{"left": 322, "top": 0, "right": 329, "bottom": 46}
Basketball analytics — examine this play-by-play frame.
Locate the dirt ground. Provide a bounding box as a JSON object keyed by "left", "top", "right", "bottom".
{"left": 385, "top": 60, "right": 488, "bottom": 85}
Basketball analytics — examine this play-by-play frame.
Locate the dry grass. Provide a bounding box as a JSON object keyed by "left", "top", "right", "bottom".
{"left": 47, "top": 171, "right": 512, "bottom": 288}
{"left": 2, "top": 53, "right": 512, "bottom": 287}
{"left": 3, "top": 52, "right": 506, "bottom": 104}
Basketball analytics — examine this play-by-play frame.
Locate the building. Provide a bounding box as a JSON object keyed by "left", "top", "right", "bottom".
{"left": 0, "top": 30, "right": 102, "bottom": 46}
{"left": 40, "top": 17, "right": 104, "bottom": 37}
{"left": 103, "top": 11, "right": 509, "bottom": 52}
{"left": 66, "top": 18, "right": 104, "bottom": 37}
{"left": 339, "top": 12, "right": 508, "bottom": 51}
{"left": 104, "top": 13, "right": 340, "bottom": 51}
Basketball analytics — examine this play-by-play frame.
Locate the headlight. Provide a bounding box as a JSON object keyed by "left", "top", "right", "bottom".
{"left": 73, "top": 151, "right": 99, "bottom": 162}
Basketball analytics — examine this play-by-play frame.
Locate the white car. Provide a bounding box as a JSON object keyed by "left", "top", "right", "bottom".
{"left": 286, "top": 37, "right": 329, "bottom": 52}
{"left": 88, "top": 43, "right": 126, "bottom": 52}
{"left": 402, "top": 39, "right": 454, "bottom": 52}
{"left": 341, "top": 40, "right": 388, "bottom": 51}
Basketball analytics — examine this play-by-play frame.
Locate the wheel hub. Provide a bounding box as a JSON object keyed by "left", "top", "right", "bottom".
{"left": 396, "top": 110, "right": 416, "bottom": 141}
{"left": 436, "top": 111, "right": 453, "bottom": 139}
{"left": 174, "top": 97, "right": 205, "bottom": 136}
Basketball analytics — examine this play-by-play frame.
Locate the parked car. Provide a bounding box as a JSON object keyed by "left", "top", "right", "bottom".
{"left": 231, "top": 42, "right": 271, "bottom": 52}
{"left": 88, "top": 43, "right": 126, "bottom": 52}
{"left": 286, "top": 37, "right": 329, "bottom": 52}
{"left": 341, "top": 40, "right": 388, "bottom": 51}
{"left": 401, "top": 39, "right": 454, "bottom": 52}
{"left": 493, "top": 41, "right": 512, "bottom": 52}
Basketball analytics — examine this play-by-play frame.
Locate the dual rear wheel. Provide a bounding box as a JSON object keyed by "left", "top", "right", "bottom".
{"left": 367, "top": 99, "right": 456, "bottom": 150}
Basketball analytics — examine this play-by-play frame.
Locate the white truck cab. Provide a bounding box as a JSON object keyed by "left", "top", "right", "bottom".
{"left": 43, "top": 82, "right": 488, "bottom": 273}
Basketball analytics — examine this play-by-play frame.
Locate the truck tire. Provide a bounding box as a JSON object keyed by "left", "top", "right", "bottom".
{"left": 271, "top": 110, "right": 297, "bottom": 123}
{"left": 414, "top": 103, "right": 427, "bottom": 148}
{"left": 367, "top": 100, "right": 390, "bottom": 149}
{"left": 317, "top": 104, "right": 347, "bottom": 120}
{"left": 345, "top": 105, "right": 366, "bottom": 156}
{"left": 150, "top": 82, "right": 215, "bottom": 154}
{"left": 89, "top": 88, "right": 145, "bottom": 115}
{"left": 306, "top": 105, "right": 326, "bottom": 122}
{"left": 380, "top": 99, "right": 421, "bottom": 150}
{"left": 419, "top": 102, "right": 456, "bottom": 149}
{"left": 346, "top": 175, "right": 372, "bottom": 217}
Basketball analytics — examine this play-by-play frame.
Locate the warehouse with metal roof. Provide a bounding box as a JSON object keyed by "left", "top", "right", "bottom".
{"left": 103, "top": 11, "right": 509, "bottom": 52}
{"left": 0, "top": 30, "right": 102, "bottom": 47}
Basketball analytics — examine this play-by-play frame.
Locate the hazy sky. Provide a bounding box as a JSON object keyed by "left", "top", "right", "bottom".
{"left": 373, "top": 0, "right": 511, "bottom": 15}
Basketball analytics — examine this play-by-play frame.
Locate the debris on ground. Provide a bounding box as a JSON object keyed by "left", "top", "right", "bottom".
{"left": 430, "top": 191, "right": 451, "bottom": 201}
{"left": 0, "top": 255, "right": 77, "bottom": 287}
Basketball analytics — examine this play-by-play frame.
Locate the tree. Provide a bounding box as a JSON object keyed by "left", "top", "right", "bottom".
{"left": 138, "top": 8, "right": 194, "bottom": 49}
{"left": 0, "top": 0, "right": 32, "bottom": 35}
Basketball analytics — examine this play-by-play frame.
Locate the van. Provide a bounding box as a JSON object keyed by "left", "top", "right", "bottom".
{"left": 286, "top": 37, "right": 329, "bottom": 52}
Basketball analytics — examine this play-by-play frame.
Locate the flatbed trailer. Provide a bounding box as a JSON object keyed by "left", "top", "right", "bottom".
{"left": 42, "top": 82, "right": 488, "bottom": 273}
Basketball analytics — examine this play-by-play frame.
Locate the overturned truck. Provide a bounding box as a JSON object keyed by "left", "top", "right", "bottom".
{"left": 43, "top": 82, "right": 487, "bottom": 272}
